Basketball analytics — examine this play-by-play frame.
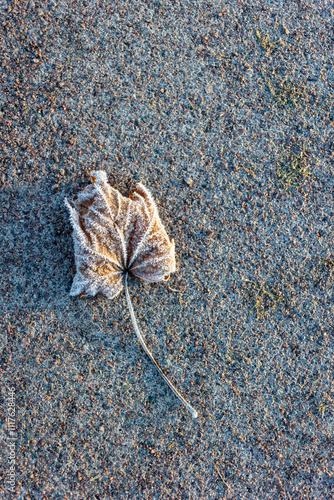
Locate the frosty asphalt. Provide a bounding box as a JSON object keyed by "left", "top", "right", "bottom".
{"left": 1, "top": 1, "right": 333, "bottom": 498}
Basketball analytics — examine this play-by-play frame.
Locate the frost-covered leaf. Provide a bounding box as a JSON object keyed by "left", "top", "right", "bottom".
{"left": 65, "top": 170, "right": 176, "bottom": 299}
{"left": 65, "top": 171, "right": 197, "bottom": 418}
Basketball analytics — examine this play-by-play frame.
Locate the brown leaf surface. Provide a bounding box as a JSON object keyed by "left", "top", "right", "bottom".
{"left": 65, "top": 171, "right": 176, "bottom": 299}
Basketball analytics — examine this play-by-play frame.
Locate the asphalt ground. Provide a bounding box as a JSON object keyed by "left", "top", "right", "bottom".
{"left": 1, "top": 1, "right": 333, "bottom": 498}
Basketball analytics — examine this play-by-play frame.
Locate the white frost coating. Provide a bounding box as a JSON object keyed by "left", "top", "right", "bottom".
{"left": 65, "top": 170, "right": 176, "bottom": 297}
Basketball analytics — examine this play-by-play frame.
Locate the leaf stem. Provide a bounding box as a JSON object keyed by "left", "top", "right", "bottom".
{"left": 124, "top": 274, "right": 198, "bottom": 419}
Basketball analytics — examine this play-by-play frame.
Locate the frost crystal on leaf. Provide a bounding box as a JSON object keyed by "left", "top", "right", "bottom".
{"left": 65, "top": 170, "right": 176, "bottom": 299}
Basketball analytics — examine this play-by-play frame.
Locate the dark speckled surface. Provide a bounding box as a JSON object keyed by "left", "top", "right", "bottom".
{"left": 1, "top": 0, "right": 333, "bottom": 498}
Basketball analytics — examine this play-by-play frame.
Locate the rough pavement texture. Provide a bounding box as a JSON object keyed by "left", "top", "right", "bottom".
{"left": 1, "top": 0, "right": 333, "bottom": 498}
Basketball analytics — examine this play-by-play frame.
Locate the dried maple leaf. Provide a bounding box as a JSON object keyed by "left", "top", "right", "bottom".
{"left": 65, "top": 171, "right": 198, "bottom": 418}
